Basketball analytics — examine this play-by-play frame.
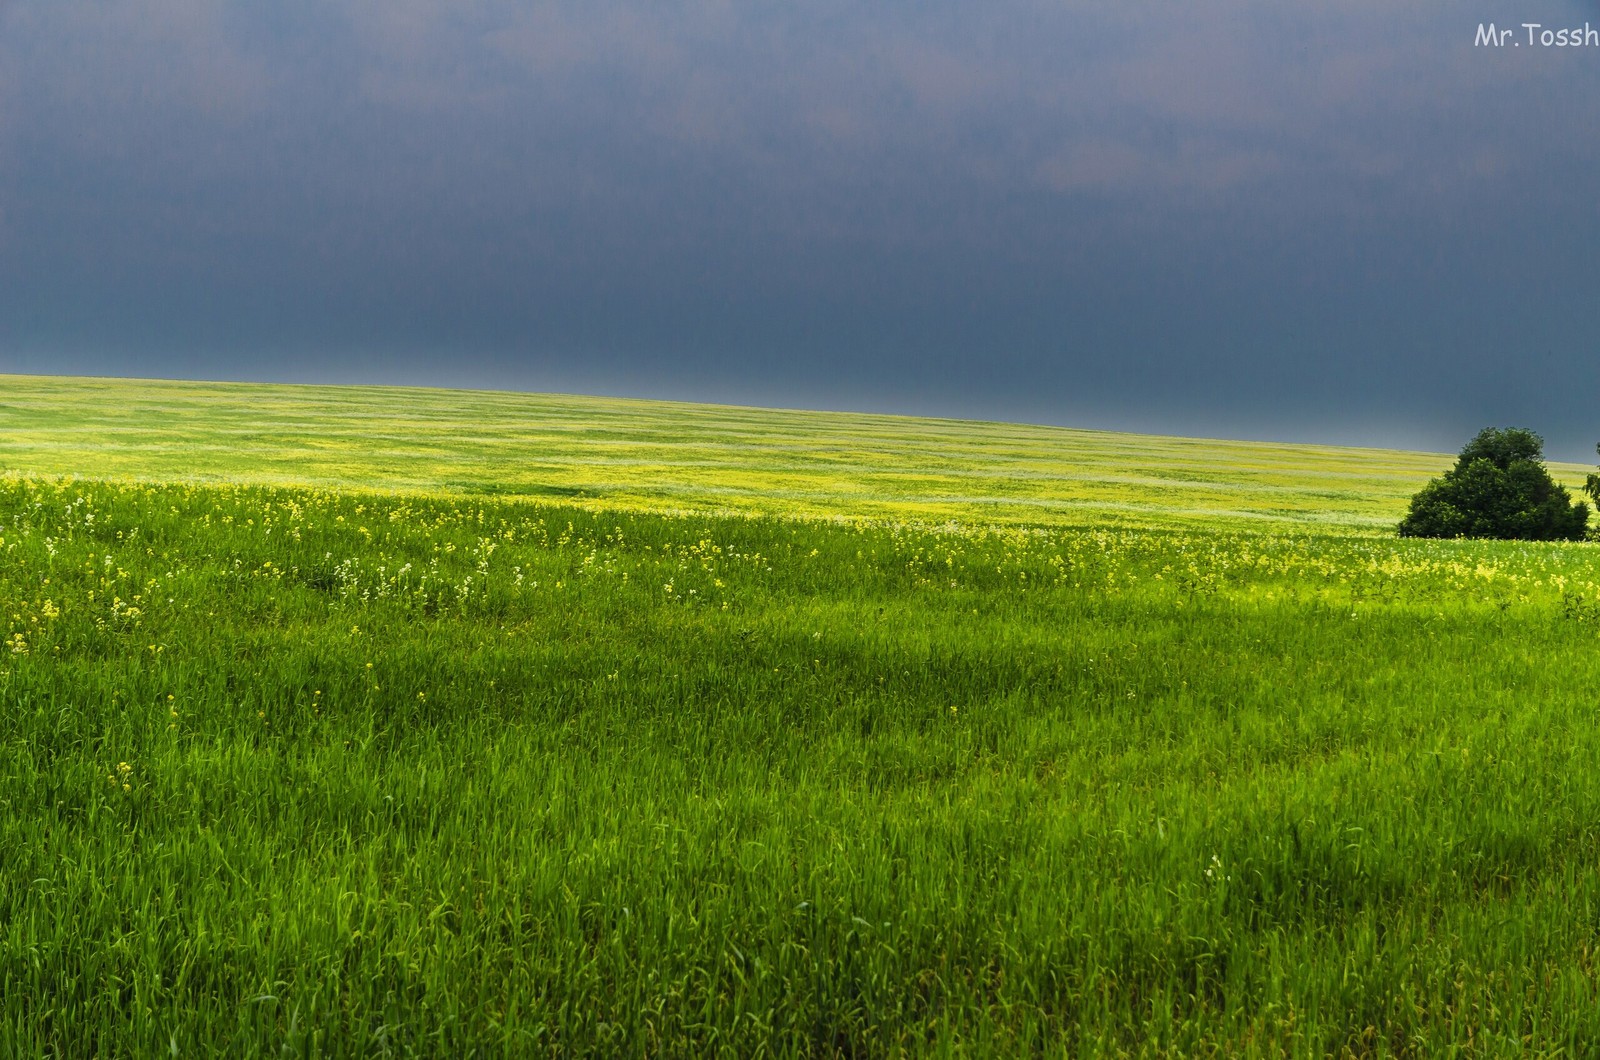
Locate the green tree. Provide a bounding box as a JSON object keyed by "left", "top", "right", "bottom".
{"left": 1398, "top": 427, "right": 1588, "bottom": 540}
{"left": 1586, "top": 447, "right": 1600, "bottom": 515}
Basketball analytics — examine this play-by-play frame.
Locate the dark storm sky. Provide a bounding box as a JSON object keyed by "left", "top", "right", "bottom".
{"left": 2, "top": 2, "right": 1599, "bottom": 456}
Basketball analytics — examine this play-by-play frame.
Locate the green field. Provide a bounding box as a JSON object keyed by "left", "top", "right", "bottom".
{"left": 4, "top": 373, "right": 1543, "bottom": 532}
{"left": 5, "top": 374, "right": 1600, "bottom": 1055}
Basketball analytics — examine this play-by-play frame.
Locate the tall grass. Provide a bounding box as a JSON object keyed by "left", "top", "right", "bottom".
{"left": 4, "top": 464, "right": 1600, "bottom": 1054}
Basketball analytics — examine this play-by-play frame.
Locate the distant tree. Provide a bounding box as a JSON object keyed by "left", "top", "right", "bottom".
{"left": 1586, "top": 448, "right": 1600, "bottom": 515}
{"left": 1398, "top": 427, "right": 1588, "bottom": 540}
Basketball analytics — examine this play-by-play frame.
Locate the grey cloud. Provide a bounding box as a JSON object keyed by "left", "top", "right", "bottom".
{"left": 2, "top": 1, "right": 1599, "bottom": 457}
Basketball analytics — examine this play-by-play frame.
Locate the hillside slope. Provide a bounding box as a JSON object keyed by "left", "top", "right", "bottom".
{"left": 0, "top": 373, "right": 1542, "bottom": 531}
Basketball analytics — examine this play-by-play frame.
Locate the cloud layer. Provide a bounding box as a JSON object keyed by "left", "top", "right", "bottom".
{"left": 3, "top": 1, "right": 1598, "bottom": 454}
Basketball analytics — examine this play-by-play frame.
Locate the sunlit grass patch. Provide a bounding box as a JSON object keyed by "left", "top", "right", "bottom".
{"left": 1, "top": 372, "right": 1541, "bottom": 531}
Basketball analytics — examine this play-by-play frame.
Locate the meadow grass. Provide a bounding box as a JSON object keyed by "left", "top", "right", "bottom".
{"left": 4, "top": 375, "right": 1600, "bottom": 1055}
{"left": 0, "top": 373, "right": 1525, "bottom": 532}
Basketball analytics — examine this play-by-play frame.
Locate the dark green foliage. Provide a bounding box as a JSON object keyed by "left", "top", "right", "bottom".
{"left": 1584, "top": 444, "right": 1600, "bottom": 515}
{"left": 1398, "top": 427, "right": 1588, "bottom": 540}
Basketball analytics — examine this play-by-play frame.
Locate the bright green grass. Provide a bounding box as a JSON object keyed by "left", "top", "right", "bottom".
{"left": 5, "top": 375, "right": 1600, "bottom": 1056}
{"left": 3, "top": 372, "right": 1556, "bottom": 532}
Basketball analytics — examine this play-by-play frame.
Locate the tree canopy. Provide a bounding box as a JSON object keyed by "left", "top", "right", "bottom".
{"left": 1398, "top": 427, "right": 1588, "bottom": 541}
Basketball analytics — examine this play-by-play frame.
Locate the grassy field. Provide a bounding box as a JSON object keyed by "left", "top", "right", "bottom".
{"left": 0, "top": 373, "right": 1536, "bottom": 532}
{"left": 5, "top": 374, "right": 1600, "bottom": 1055}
